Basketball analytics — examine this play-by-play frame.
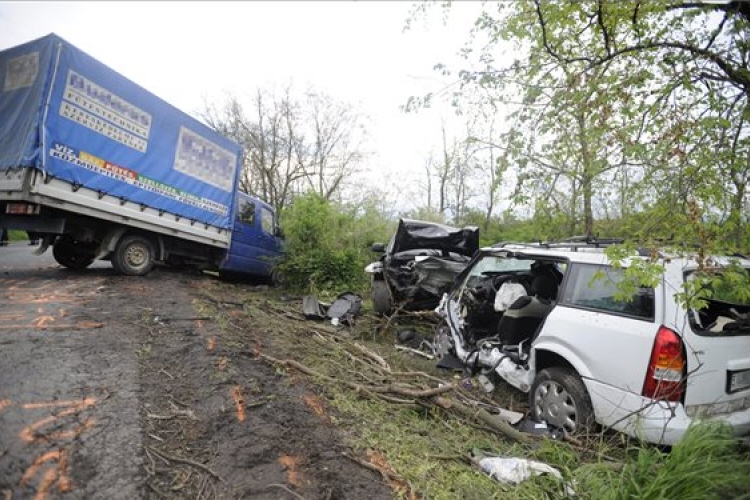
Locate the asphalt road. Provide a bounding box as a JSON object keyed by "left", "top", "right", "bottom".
{"left": 0, "top": 242, "right": 142, "bottom": 499}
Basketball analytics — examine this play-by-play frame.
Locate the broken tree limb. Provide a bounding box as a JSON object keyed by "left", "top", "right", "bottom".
{"left": 352, "top": 342, "right": 391, "bottom": 371}
{"left": 432, "top": 396, "right": 532, "bottom": 444}
{"left": 265, "top": 484, "right": 308, "bottom": 500}
{"left": 145, "top": 446, "right": 223, "bottom": 482}
{"left": 377, "top": 304, "right": 405, "bottom": 334}
{"left": 394, "top": 344, "right": 435, "bottom": 360}
{"left": 256, "top": 351, "right": 532, "bottom": 444}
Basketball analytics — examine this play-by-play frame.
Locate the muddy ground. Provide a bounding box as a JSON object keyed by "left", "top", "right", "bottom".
{"left": 0, "top": 256, "right": 394, "bottom": 500}
{"left": 132, "top": 271, "right": 395, "bottom": 500}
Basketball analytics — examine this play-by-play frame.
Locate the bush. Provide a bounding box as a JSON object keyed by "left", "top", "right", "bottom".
{"left": 277, "top": 193, "right": 393, "bottom": 294}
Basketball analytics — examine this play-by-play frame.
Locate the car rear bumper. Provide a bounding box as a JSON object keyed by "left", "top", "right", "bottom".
{"left": 585, "top": 378, "right": 750, "bottom": 445}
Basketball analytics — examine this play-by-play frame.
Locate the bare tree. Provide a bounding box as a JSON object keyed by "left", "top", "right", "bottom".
{"left": 200, "top": 86, "right": 368, "bottom": 212}
{"left": 302, "top": 90, "right": 367, "bottom": 201}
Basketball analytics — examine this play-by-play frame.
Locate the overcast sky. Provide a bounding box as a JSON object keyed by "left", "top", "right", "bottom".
{"left": 0, "top": 1, "right": 485, "bottom": 209}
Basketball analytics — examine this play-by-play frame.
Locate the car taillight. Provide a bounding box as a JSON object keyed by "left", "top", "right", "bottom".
{"left": 642, "top": 326, "right": 686, "bottom": 402}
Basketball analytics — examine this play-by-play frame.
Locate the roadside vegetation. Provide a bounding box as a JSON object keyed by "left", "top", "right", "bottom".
{"left": 231, "top": 1, "right": 750, "bottom": 486}
{"left": 198, "top": 279, "right": 750, "bottom": 499}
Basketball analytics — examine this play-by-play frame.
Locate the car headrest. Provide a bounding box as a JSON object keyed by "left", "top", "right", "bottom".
{"left": 532, "top": 274, "right": 558, "bottom": 301}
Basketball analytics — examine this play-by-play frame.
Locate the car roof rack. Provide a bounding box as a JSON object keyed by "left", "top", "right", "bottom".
{"left": 491, "top": 236, "right": 624, "bottom": 248}
{"left": 492, "top": 237, "right": 658, "bottom": 257}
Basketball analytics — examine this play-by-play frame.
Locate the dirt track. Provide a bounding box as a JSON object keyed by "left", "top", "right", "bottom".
{"left": 0, "top": 252, "right": 393, "bottom": 499}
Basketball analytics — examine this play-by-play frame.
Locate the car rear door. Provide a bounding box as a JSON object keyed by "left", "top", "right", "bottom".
{"left": 672, "top": 263, "right": 750, "bottom": 416}
{"left": 539, "top": 262, "right": 661, "bottom": 395}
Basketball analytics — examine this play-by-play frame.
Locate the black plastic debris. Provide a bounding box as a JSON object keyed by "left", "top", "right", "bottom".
{"left": 397, "top": 328, "right": 425, "bottom": 347}
{"left": 436, "top": 352, "right": 465, "bottom": 371}
{"left": 302, "top": 295, "right": 328, "bottom": 320}
{"left": 327, "top": 292, "right": 363, "bottom": 325}
{"left": 516, "top": 419, "right": 563, "bottom": 439}
{"left": 302, "top": 292, "right": 363, "bottom": 326}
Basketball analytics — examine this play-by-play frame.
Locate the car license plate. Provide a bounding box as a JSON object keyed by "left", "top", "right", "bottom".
{"left": 729, "top": 369, "right": 750, "bottom": 393}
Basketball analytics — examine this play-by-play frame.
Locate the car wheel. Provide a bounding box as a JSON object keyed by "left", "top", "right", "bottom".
{"left": 112, "top": 234, "right": 155, "bottom": 276}
{"left": 52, "top": 237, "right": 95, "bottom": 269}
{"left": 530, "top": 367, "right": 594, "bottom": 434}
{"left": 371, "top": 278, "right": 392, "bottom": 315}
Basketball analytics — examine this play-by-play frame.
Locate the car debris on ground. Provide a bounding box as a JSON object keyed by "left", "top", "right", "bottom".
{"left": 303, "top": 292, "right": 363, "bottom": 326}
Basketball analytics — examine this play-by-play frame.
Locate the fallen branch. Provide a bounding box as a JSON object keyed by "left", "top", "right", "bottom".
{"left": 432, "top": 396, "right": 532, "bottom": 444}
{"left": 146, "top": 409, "right": 197, "bottom": 421}
{"left": 257, "top": 352, "right": 531, "bottom": 443}
{"left": 265, "top": 483, "right": 308, "bottom": 500}
{"left": 377, "top": 304, "right": 405, "bottom": 334}
{"left": 352, "top": 342, "right": 391, "bottom": 370}
{"left": 394, "top": 345, "right": 435, "bottom": 360}
{"left": 146, "top": 446, "right": 222, "bottom": 482}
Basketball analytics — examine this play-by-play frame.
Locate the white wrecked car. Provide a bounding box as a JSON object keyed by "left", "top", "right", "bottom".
{"left": 436, "top": 240, "right": 750, "bottom": 445}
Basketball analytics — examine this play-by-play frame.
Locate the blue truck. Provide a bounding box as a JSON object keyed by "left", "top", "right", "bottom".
{"left": 0, "top": 34, "right": 284, "bottom": 278}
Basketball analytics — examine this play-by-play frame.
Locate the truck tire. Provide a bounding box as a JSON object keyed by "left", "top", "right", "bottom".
{"left": 371, "top": 278, "right": 392, "bottom": 315}
{"left": 269, "top": 266, "right": 285, "bottom": 287}
{"left": 52, "top": 238, "right": 95, "bottom": 269}
{"left": 112, "top": 234, "right": 155, "bottom": 276}
{"left": 530, "top": 367, "right": 595, "bottom": 435}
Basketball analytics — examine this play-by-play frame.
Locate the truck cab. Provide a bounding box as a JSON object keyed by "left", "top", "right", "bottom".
{"left": 220, "top": 192, "right": 284, "bottom": 281}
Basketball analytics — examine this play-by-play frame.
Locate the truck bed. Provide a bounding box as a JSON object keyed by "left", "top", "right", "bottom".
{"left": 0, "top": 34, "right": 242, "bottom": 243}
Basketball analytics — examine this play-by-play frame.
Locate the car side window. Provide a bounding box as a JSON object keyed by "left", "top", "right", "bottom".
{"left": 261, "top": 207, "right": 274, "bottom": 234}
{"left": 238, "top": 201, "right": 255, "bottom": 225}
{"left": 563, "top": 264, "right": 655, "bottom": 320}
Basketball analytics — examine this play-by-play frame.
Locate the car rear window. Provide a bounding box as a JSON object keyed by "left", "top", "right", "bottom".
{"left": 686, "top": 266, "right": 750, "bottom": 335}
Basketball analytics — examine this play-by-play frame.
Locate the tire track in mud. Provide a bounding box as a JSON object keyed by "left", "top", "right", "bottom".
{"left": 133, "top": 273, "right": 394, "bottom": 499}
{"left": 0, "top": 271, "right": 143, "bottom": 500}
{"left": 1, "top": 266, "right": 393, "bottom": 499}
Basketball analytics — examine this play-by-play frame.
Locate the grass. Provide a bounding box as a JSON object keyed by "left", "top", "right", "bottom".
{"left": 4, "top": 229, "right": 31, "bottom": 242}
{"left": 577, "top": 423, "right": 750, "bottom": 500}
{"left": 198, "top": 278, "right": 750, "bottom": 499}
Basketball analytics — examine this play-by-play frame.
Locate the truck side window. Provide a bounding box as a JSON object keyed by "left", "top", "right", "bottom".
{"left": 261, "top": 207, "right": 274, "bottom": 234}
{"left": 238, "top": 201, "right": 255, "bottom": 225}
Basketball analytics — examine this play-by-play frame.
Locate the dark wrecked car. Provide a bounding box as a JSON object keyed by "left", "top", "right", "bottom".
{"left": 365, "top": 219, "right": 479, "bottom": 314}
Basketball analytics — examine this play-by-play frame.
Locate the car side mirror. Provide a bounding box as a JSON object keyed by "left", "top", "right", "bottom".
{"left": 371, "top": 242, "right": 385, "bottom": 253}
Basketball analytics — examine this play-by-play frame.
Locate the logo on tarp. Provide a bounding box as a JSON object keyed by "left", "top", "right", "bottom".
{"left": 174, "top": 127, "right": 236, "bottom": 192}
{"left": 60, "top": 71, "right": 152, "bottom": 152}
{"left": 49, "top": 142, "right": 229, "bottom": 216}
{"left": 3, "top": 52, "right": 39, "bottom": 91}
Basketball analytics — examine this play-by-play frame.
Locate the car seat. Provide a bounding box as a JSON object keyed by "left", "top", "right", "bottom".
{"left": 497, "top": 294, "right": 554, "bottom": 346}
{"left": 495, "top": 273, "right": 558, "bottom": 364}
{"left": 529, "top": 269, "right": 559, "bottom": 301}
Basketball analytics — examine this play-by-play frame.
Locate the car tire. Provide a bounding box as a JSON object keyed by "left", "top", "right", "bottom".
{"left": 371, "top": 278, "right": 392, "bottom": 315}
{"left": 52, "top": 237, "right": 95, "bottom": 269}
{"left": 530, "top": 367, "right": 594, "bottom": 435}
{"left": 112, "top": 234, "right": 155, "bottom": 276}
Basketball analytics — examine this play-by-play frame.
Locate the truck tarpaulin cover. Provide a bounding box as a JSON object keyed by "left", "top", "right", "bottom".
{"left": 0, "top": 34, "right": 241, "bottom": 230}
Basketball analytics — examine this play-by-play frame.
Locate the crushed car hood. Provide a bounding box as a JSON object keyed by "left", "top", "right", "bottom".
{"left": 388, "top": 219, "right": 480, "bottom": 257}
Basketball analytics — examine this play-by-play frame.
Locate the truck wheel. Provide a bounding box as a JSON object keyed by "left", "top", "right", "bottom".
{"left": 269, "top": 267, "right": 284, "bottom": 287}
{"left": 53, "top": 238, "right": 95, "bottom": 269}
{"left": 112, "top": 234, "right": 155, "bottom": 276}
{"left": 371, "top": 279, "right": 392, "bottom": 315}
{"left": 530, "top": 367, "right": 594, "bottom": 435}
